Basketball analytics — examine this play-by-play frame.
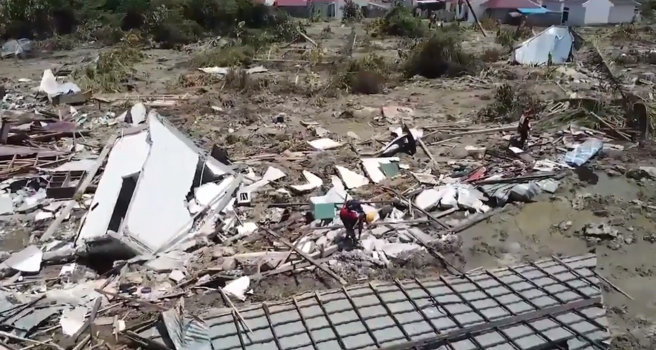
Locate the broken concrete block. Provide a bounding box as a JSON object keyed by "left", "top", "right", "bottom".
{"left": 168, "top": 270, "right": 185, "bottom": 283}
{"left": 212, "top": 246, "right": 236, "bottom": 258}
{"left": 398, "top": 232, "right": 413, "bottom": 243}
{"left": 313, "top": 127, "right": 330, "bottom": 137}
{"left": 362, "top": 237, "right": 382, "bottom": 254}
{"left": 381, "top": 243, "right": 421, "bottom": 258}
{"left": 124, "top": 272, "right": 144, "bottom": 284}
{"left": 326, "top": 229, "right": 342, "bottom": 241}
{"left": 322, "top": 244, "right": 338, "bottom": 257}
{"left": 144, "top": 251, "right": 190, "bottom": 272}
{"left": 465, "top": 145, "right": 486, "bottom": 159}
{"left": 300, "top": 241, "right": 316, "bottom": 254}
{"left": 316, "top": 236, "right": 329, "bottom": 248}
{"left": 221, "top": 258, "right": 237, "bottom": 271}
{"left": 407, "top": 227, "right": 434, "bottom": 243}
{"left": 370, "top": 225, "right": 391, "bottom": 237}
{"left": 361, "top": 157, "right": 400, "bottom": 183}
{"left": 377, "top": 249, "right": 391, "bottom": 267}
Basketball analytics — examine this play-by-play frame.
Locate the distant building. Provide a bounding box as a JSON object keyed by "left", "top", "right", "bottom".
{"left": 539, "top": 0, "right": 639, "bottom": 25}
{"left": 443, "top": 0, "right": 637, "bottom": 25}
{"left": 269, "top": 0, "right": 386, "bottom": 19}
{"left": 447, "top": 0, "right": 546, "bottom": 23}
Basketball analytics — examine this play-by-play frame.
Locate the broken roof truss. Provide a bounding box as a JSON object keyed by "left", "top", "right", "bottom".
{"left": 130, "top": 254, "right": 611, "bottom": 350}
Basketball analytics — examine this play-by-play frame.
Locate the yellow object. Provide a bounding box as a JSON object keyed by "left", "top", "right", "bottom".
{"left": 365, "top": 211, "right": 376, "bottom": 224}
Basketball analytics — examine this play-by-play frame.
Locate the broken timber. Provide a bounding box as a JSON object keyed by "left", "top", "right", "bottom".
{"left": 262, "top": 228, "right": 347, "bottom": 285}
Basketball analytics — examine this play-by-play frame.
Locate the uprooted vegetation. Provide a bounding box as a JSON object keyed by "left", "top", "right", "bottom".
{"left": 334, "top": 54, "right": 394, "bottom": 94}
{"left": 190, "top": 45, "right": 256, "bottom": 68}
{"left": 0, "top": 0, "right": 296, "bottom": 48}
{"left": 477, "top": 83, "right": 543, "bottom": 123}
{"left": 72, "top": 45, "right": 144, "bottom": 92}
{"left": 402, "top": 31, "right": 480, "bottom": 78}
{"left": 370, "top": 5, "right": 426, "bottom": 38}
{"left": 495, "top": 26, "right": 532, "bottom": 50}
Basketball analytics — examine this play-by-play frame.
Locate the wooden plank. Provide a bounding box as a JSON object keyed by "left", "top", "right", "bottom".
{"left": 40, "top": 134, "right": 118, "bottom": 242}
{"left": 262, "top": 228, "right": 347, "bottom": 285}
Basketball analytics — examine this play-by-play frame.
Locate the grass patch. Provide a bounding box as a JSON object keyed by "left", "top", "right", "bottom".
{"left": 190, "top": 46, "right": 256, "bottom": 68}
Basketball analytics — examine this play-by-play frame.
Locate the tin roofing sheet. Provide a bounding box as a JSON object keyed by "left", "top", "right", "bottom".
{"left": 135, "top": 254, "right": 610, "bottom": 350}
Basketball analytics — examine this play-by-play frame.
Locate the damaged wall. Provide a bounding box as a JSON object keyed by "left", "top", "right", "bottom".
{"left": 120, "top": 112, "right": 198, "bottom": 253}
{"left": 76, "top": 132, "right": 149, "bottom": 246}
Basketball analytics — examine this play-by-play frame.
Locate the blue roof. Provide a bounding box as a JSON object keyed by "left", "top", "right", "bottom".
{"left": 517, "top": 7, "right": 550, "bottom": 14}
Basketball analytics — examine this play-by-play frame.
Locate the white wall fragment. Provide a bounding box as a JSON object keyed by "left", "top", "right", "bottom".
{"left": 60, "top": 307, "right": 88, "bottom": 336}
{"left": 223, "top": 276, "right": 250, "bottom": 301}
{"left": 308, "top": 138, "right": 342, "bottom": 151}
{"left": 122, "top": 112, "right": 197, "bottom": 253}
{"left": 335, "top": 166, "right": 369, "bottom": 189}
{"left": 77, "top": 132, "right": 149, "bottom": 245}
{"left": 361, "top": 157, "right": 400, "bottom": 183}
{"left": 5, "top": 245, "right": 43, "bottom": 273}
{"left": 118, "top": 103, "right": 147, "bottom": 125}
{"left": 241, "top": 166, "right": 285, "bottom": 193}
{"left": 290, "top": 171, "right": 323, "bottom": 193}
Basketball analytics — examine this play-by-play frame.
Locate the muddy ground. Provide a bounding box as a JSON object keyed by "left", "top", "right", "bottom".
{"left": 1, "top": 20, "right": 655, "bottom": 348}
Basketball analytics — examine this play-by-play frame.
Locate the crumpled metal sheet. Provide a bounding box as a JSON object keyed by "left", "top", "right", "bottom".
{"left": 0, "top": 292, "right": 21, "bottom": 316}
{"left": 162, "top": 299, "right": 211, "bottom": 350}
{"left": 1, "top": 39, "right": 33, "bottom": 58}
{"left": 9, "top": 305, "right": 63, "bottom": 337}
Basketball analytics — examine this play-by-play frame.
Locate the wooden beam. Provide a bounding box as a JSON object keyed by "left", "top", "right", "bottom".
{"left": 262, "top": 228, "right": 347, "bottom": 285}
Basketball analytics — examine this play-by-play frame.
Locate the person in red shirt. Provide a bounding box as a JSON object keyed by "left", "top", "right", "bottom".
{"left": 339, "top": 200, "right": 365, "bottom": 243}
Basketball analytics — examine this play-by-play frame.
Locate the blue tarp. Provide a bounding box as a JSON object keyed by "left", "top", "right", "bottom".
{"left": 564, "top": 138, "right": 603, "bottom": 167}
{"left": 517, "top": 7, "right": 550, "bottom": 14}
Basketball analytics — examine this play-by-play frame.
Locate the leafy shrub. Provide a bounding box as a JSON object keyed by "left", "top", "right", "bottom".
{"left": 402, "top": 30, "right": 479, "bottom": 78}
{"left": 341, "top": 0, "right": 362, "bottom": 23}
{"left": 377, "top": 4, "right": 425, "bottom": 38}
{"left": 0, "top": 0, "right": 295, "bottom": 48}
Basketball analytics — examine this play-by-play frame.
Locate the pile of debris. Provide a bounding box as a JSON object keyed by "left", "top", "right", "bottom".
{"left": 0, "top": 60, "right": 639, "bottom": 350}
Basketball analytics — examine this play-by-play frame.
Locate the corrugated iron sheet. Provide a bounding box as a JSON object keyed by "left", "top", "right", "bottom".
{"left": 135, "top": 254, "right": 610, "bottom": 350}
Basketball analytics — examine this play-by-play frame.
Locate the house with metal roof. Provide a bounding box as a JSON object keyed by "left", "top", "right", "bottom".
{"left": 448, "top": 0, "right": 558, "bottom": 24}
{"left": 539, "top": 0, "right": 639, "bottom": 25}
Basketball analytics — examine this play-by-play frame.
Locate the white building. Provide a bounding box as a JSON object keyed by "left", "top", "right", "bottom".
{"left": 540, "top": 0, "right": 638, "bottom": 25}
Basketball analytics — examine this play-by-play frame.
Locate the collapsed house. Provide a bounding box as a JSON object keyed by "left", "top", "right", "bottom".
{"left": 75, "top": 111, "right": 240, "bottom": 256}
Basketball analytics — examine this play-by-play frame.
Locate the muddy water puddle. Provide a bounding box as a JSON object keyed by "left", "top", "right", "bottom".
{"left": 460, "top": 198, "right": 595, "bottom": 270}
{"left": 587, "top": 173, "right": 640, "bottom": 199}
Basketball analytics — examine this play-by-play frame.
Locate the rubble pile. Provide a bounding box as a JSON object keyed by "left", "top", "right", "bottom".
{"left": 0, "top": 50, "right": 642, "bottom": 350}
